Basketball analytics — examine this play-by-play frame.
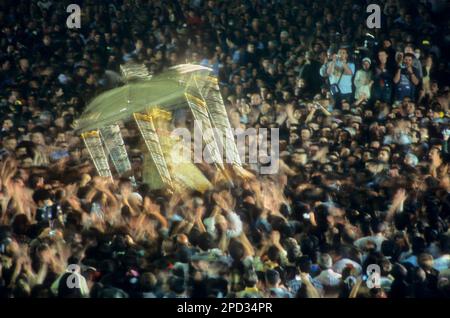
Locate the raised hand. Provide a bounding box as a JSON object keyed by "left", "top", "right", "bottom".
{"left": 213, "top": 192, "right": 229, "bottom": 212}
{"left": 393, "top": 188, "right": 407, "bottom": 205}
{"left": 144, "top": 196, "right": 161, "bottom": 215}
{"left": 270, "top": 230, "right": 281, "bottom": 246}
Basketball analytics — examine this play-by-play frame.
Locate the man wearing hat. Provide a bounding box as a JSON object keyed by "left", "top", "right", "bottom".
{"left": 354, "top": 57, "right": 373, "bottom": 100}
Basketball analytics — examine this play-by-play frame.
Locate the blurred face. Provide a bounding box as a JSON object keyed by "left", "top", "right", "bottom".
{"left": 378, "top": 150, "right": 390, "bottom": 163}
{"left": 363, "top": 151, "right": 372, "bottom": 162}
{"left": 429, "top": 147, "right": 440, "bottom": 161}
{"left": 43, "top": 35, "right": 51, "bottom": 46}
{"left": 56, "top": 133, "right": 66, "bottom": 144}
{"left": 32, "top": 132, "right": 45, "bottom": 146}
{"left": 2, "top": 119, "right": 13, "bottom": 130}
{"left": 77, "top": 67, "right": 87, "bottom": 77}
{"left": 296, "top": 78, "right": 305, "bottom": 88}
{"left": 363, "top": 61, "right": 370, "bottom": 70}
{"left": 378, "top": 51, "right": 388, "bottom": 64}
{"left": 338, "top": 49, "right": 348, "bottom": 61}
{"left": 404, "top": 155, "right": 415, "bottom": 166}
{"left": 404, "top": 46, "right": 414, "bottom": 54}
{"left": 342, "top": 101, "right": 350, "bottom": 111}
{"left": 135, "top": 39, "right": 143, "bottom": 50}
{"left": 404, "top": 56, "right": 413, "bottom": 67}
{"left": 292, "top": 153, "right": 307, "bottom": 165}
{"left": 301, "top": 129, "right": 311, "bottom": 141}
{"left": 431, "top": 82, "right": 438, "bottom": 93}
{"left": 309, "top": 145, "right": 319, "bottom": 157}
{"left": 414, "top": 49, "right": 421, "bottom": 60}
{"left": 55, "top": 117, "right": 65, "bottom": 129}
{"left": 16, "top": 147, "right": 27, "bottom": 157}
{"left": 261, "top": 103, "right": 271, "bottom": 114}
{"left": 4, "top": 138, "right": 17, "bottom": 151}
{"left": 19, "top": 58, "right": 29, "bottom": 70}
{"left": 22, "top": 157, "right": 33, "bottom": 168}
{"left": 289, "top": 132, "right": 299, "bottom": 144}
{"left": 250, "top": 94, "right": 261, "bottom": 106}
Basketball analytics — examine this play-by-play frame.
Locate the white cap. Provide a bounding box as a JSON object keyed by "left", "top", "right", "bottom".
{"left": 362, "top": 57, "right": 371, "bottom": 65}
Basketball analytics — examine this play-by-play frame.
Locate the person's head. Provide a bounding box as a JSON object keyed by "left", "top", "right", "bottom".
{"left": 412, "top": 236, "right": 426, "bottom": 255}
{"left": 262, "top": 59, "right": 270, "bottom": 70}
{"left": 57, "top": 272, "right": 83, "bottom": 298}
{"left": 31, "top": 132, "right": 46, "bottom": 146}
{"left": 404, "top": 153, "right": 418, "bottom": 167}
{"left": 19, "top": 58, "right": 29, "bottom": 71}
{"left": 403, "top": 53, "right": 415, "bottom": 67}
{"left": 371, "top": 219, "right": 386, "bottom": 235}
{"left": 383, "top": 39, "right": 392, "bottom": 48}
{"left": 43, "top": 34, "right": 51, "bottom": 46}
{"left": 197, "top": 232, "right": 216, "bottom": 251}
{"left": 296, "top": 255, "right": 312, "bottom": 274}
{"left": 140, "top": 272, "right": 158, "bottom": 293}
{"left": 318, "top": 253, "right": 333, "bottom": 270}
{"left": 291, "top": 150, "right": 308, "bottom": 166}
{"left": 300, "top": 128, "right": 312, "bottom": 141}
{"left": 250, "top": 93, "right": 262, "bottom": 106}
{"left": 418, "top": 253, "right": 434, "bottom": 271}
{"left": 337, "top": 48, "right": 349, "bottom": 62}
{"left": 429, "top": 146, "right": 442, "bottom": 163}
{"left": 11, "top": 214, "right": 30, "bottom": 236}
{"left": 265, "top": 269, "right": 281, "bottom": 287}
{"left": 3, "top": 136, "right": 17, "bottom": 152}
{"left": 69, "top": 147, "right": 81, "bottom": 161}
{"left": 404, "top": 43, "right": 414, "bottom": 55}
{"left": 362, "top": 58, "right": 371, "bottom": 70}
{"left": 247, "top": 43, "right": 255, "bottom": 53}
{"left": 243, "top": 270, "right": 258, "bottom": 288}
{"left": 228, "top": 240, "right": 245, "bottom": 262}
{"left": 2, "top": 118, "right": 13, "bottom": 130}
{"left": 378, "top": 148, "right": 390, "bottom": 163}
{"left": 378, "top": 49, "right": 388, "bottom": 65}
{"left": 118, "top": 177, "right": 132, "bottom": 194}
{"left": 32, "top": 189, "right": 53, "bottom": 208}
{"left": 267, "top": 245, "right": 281, "bottom": 263}
{"left": 301, "top": 51, "right": 311, "bottom": 63}
{"left": 168, "top": 276, "right": 185, "bottom": 295}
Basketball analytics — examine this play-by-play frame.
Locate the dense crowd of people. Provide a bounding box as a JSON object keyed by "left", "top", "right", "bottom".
{"left": 1, "top": 0, "right": 450, "bottom": 298}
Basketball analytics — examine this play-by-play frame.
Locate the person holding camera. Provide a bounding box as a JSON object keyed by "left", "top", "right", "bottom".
{"left": 320, "top": 47, "right": 355, "bottom": 109}
{"left": 393, "top": 53, "right": 421, "bottom": 102}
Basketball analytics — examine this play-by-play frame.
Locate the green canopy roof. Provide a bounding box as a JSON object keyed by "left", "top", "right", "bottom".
{"left": 74, "top": 64, "right": 212, "bottom": 133}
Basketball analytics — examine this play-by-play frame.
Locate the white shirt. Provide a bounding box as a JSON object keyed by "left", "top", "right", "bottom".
{"left": 354, "top": 234, "right": 386, "bottom": 252}
{"left": 332, "top": 258, "right": 362, "bottom": 275}
{"left": 354, "top": 69, "right": 372, "bottom": 100}
{"left": 315, "top": 269, "right": 342, "bottom": 287}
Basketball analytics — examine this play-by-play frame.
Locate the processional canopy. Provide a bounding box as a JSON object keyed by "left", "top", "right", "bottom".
{"left": 75, "top": 63, "right": 250, "bottom": 193}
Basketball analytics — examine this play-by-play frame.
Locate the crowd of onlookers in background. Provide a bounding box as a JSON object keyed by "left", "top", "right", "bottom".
{"left": 0, "top": 0, "right": 450, "bottom": 298}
